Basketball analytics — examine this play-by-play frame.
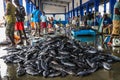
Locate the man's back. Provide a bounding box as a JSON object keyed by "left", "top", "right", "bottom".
{"left": 32, "top": 9, "right": 41, "bottom": 22}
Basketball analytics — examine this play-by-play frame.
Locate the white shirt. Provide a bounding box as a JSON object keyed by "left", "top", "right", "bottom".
{"left": 72, "top": 19, "right": 76, "bottom": 25}
{"left": 40, "top": 15, "right": 47, "bottom": 22}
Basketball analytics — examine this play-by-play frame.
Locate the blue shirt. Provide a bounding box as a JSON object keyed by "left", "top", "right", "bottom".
{"left": 32, "top": 9, "right": 41, "bottom": 22}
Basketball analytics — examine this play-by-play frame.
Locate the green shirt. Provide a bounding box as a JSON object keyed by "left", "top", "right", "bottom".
{"left": 5, "top": 2, "right": 16, "bottom": 24}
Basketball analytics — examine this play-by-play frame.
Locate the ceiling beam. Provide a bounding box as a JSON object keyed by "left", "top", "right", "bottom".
{"left": 42, "top": 1, "right": 67, "bottom": 6}
{"left": 43, "top": 3, "right": 66, "bottom": 7}
{"left": 42, "top": 0, "right": 69, "bottom": 4}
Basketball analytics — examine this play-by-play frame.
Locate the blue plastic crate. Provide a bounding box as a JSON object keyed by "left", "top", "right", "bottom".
{"left": 71, "top": 29, "right": 96, "bottom": 36}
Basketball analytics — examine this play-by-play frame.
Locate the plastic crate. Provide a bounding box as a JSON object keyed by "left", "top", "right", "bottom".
{"left": 71, "top": 29, "right": 96, "bottom": 36}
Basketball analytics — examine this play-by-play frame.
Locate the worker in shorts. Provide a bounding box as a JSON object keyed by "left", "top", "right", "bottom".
{"left": 32, "top": 6, "right": 41, "bottom": 37}
{"left": 14, "top": 0, "right": 28, "bottom": 44}
{"left": 40, "top": 12, "right": 47, "bottom": 35}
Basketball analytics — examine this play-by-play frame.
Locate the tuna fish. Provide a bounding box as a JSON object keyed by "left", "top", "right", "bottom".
{"left": 1, "top": 35, "right": 120, "bottom": 77}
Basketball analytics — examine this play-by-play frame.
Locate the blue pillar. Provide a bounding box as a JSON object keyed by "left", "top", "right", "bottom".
{"left": 69, "top": 12, "right": 70, "bottom": 18}
{"left": 104, "top": 0, "right": 106, "bottom": 13}
{"left": 71, "top": 11, "right": 73, "bottom": 17}
{"left": 72, "top": 0, "right": 75, "bottom": 16}
{"left": 70, "top": 11, "right": 72, "bottom": 18}
{"left": 80, "top": 0, "right": 83, "bottom": 20}
{"left": 80, "top": 7, "right": 84, "bottom": 16}
{"left": 34, "top": 0, "right": 36, "bottom": 6}
{"left": 77, "top": 9, "right": 78, "bottom": 16}
{"left": 75, "top": 9, "right": 77, "bottom": 16}
{"left": 70, "top": 11, "right": 71, "bottom": 17}
{"left": 53, "top": 14, "right": 56, "bottom": 18}
{"left": 31, "top": 4, "right": 34, "bottom": 12}
{"left": 68, "top": 12, "right": 69, "bottom": 18}
{"left": 19, "top": 0, "right": 23, "bottom": 5}
{"left": 29, "top": 2, "right": 31, "bottom": 13}
{"left": 26, "top": 0, "right": 30, "bottom": 15}
{"left": 68, "top": 11, "right": 70, "bottom": 18}
{"left": 94, "top": 0, "right": 99, "bottom": 12}
{"left": 70, "top": 12, "right": 71, "bottom": 18}
{"left": 86, "top": 3, "right": 89, "bottom": 13}
{"left": 109, "top": 0, "right": 116, "bottom": 18}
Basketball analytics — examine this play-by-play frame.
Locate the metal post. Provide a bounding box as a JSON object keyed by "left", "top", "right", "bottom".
{"left": 86, "top": 3, "right": 89, "bottom": 13}
{"left": 34, "top": 0, "right": 36, "bottom": 6}
{"left": 80, "top": 0, "right": 83, "bottom": 20}
{"left": 109, "top": 0, "right": 116, "bottom": 18}
{"left": 39, "top": 0, "right": 40, "bottom": 10}
{"left": 77, "top": 9, "right": 78, "bottom": 16}
{"left": 31, "top": 3, "right": 34, "bottom": 12}
{"left": 30, "top": 2, "right": 32, "bottom": 13}
{"left": 104, "top": 0, "right": 106, "bottom": 13}
{"left": 53, "top": 14, "right": 56, "bottom": 18}
{"left": 19, "top": 0, "right": 23, "bottom": 5}
{"left": 70, "top": 11, "right": 71, "bottom": 18}
{"left": 94, "top": 0, "right": 99, "bottom": 12}
{"left": 26, "top": 0, "right": 30, "bottom": 15}
{"left": 72, "top": 0, "right": 75, "bottom": 16}
{"left": 71, "top": 11, "right": 73, "bottom": 17}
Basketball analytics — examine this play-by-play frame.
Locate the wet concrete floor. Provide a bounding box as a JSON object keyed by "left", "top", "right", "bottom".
{"left": 0, "top": 27, "right": 120, "bottom": 80}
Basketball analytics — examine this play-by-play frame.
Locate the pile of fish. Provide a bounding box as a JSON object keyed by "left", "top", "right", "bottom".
{"left": 1, "top": 36, "right": 120, "bottom": 77}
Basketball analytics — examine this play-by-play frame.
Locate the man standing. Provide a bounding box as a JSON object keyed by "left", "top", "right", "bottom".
{"left": 40, "top": 12, "right": 47, "bottom": 35}
{"left": 32, "top": 6, "right": 41, "bottom": 37}
{"left": 108, "top": 0, "right": 120, "bottom": 45}
{"left": 14, "top": 0, "right": 28, "bottom": 44}
{"left": 5, "top": 0, "right": 16, "bottom": 46}
{"left": 83, "top": 12, "right": 87, "bottom": 27}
